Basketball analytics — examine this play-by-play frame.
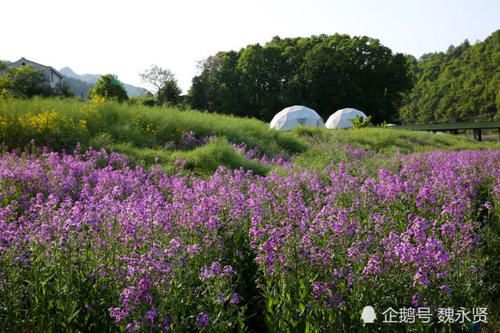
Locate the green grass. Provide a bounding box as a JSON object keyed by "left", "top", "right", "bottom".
{"left": 108, "top": 138, "right": 270, "bottom": 177}
{"left": 397, "top": 121, "right": 500, "bottom": 131}
{"left": 0, "top": 97, "right": 304, "bottom": 175}
{"left": 291, "top": 126, "right": 500, "bottom": 172}
{"left": 293, "top": 126, "right": 500, "bottom": 153}
{"left": 1, "top": 97, "right": 499, "bottom": 175}
{"left": 0, "top": 97, "right": 306, "bottom": 154}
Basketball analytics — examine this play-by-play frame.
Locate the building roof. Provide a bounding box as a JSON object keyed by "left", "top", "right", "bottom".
{"left": 11, "top": 57, "right": 64, "bottom": 79}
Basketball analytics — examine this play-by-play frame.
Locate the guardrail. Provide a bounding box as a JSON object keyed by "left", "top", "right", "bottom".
{"left": 396, "top": 121, "right": 500, "bottom": 141}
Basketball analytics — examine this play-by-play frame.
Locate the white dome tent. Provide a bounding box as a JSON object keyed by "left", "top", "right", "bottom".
{"left": 270, "top": 105, "right": 325, "bottom": 131}
{"left": 325, "top": 108, "right": 367, "bottom": 129}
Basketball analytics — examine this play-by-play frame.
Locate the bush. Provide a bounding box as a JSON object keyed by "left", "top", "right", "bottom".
{"left": 87, "top": 74, "right": 128, "bottom": 102}
{"left": 350, "top": 115, "right": 372, "bottom": 128}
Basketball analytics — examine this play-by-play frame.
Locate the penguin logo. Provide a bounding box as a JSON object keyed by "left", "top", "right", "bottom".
{"left": 361, "top": 306, "right": 376, "bottom": 324}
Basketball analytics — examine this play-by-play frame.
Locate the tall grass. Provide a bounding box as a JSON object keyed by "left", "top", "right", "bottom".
{"left": 293, "top": 126, "right": 500, "bottom": 154}
{"left": 0, "top": 97, "right": 305, "bottom": 155}
{"left": 0, "top": 97, "right": 305, "bottom": 175}
{"left": 2, "top": 97, "right": 499, "bottom": 175}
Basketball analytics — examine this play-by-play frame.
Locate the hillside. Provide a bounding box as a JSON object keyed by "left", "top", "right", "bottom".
{"left": 59, "top": 66, "right": 149, "bottom": 98}
{"left": 1, "top": 98, "right": 498, "bottom": 176}
{"left": 400, "top": 29, "right": 500, "bottom": 124}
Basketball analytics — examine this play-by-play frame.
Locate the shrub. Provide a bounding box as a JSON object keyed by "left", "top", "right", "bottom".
{"left": 87, "top": 74, "right": 128, "bottom": 102}
{"left": 350, "top": 115, "right": 372, "bottom": 128}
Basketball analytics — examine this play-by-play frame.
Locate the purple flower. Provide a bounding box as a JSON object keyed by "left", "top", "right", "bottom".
{"left": 109, "top": 307, "right": 128, "bottom": 324}
{"left": 223, "top": 265, "right": 237, "bottom": 275}
{"left": 196, "top": 312, "right": 210, "bottom": 327}
{"left": 440, "top": 284, "right": 451, "bottom": 296}
{"left": 412, "top": 293, "right": 420, "bottom": 307}
{"left": 199, "top": 266, "right": 213, "bottom": 281}
{"left": 230, "top": 293, "right": 243, "bottom": 305}
{"left": 143, "top": 310, "right": 157, "bottom": 324}
{"left": 125, "top": 320, "right": 140, "bottom": 332}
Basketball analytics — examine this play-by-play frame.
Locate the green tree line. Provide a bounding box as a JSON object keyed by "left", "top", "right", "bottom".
{"left": 188, "top": 34, "right": 412, "bottom": 123}
{"left": 400, "top": 30, "right": 500, "bottom": 124}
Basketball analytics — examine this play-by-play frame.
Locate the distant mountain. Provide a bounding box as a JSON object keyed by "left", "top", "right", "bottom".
{"left": 59, "top": 67, "right": 149, "bottom": 98}
{"left": 59, "top": 67, "right": 79, "bottom": 78}
{"left": 62, "top": 77, "right": 93, "bottom": 99}
{"left": 122, "top": 83, "right": 150, "bottom": 98}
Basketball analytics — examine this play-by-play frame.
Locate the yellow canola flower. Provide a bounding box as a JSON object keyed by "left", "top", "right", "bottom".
{"left": 79, "top": 119, "right": 87, "bottom": 129}
{"left": 91, "top": 95, "right": 106, "bottom": 105}
{"left": 28, "top": 110, "right": 59, "bottom": 133}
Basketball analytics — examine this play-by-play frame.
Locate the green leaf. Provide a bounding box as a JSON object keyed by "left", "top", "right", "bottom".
{"left": 68, "top": 309, "right": 80, "bottom": 323}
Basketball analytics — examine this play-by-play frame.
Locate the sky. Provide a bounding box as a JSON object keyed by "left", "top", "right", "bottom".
{"left": 2, "top": 0, "right": 499, "bottom": 94}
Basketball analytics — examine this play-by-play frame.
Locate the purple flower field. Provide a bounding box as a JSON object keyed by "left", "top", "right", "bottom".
{"left": 0, "top": 146, "right": 499, "bottom": 332}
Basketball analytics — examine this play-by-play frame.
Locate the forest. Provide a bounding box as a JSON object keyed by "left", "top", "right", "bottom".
{"left": 400, "top": 30, "right": 500, "bottom": 124}
{"left": 189, "top": 34, "right": 411, "bottom": 124}
{"left": 189, "top": 30, "right": 500, "bottom": 124}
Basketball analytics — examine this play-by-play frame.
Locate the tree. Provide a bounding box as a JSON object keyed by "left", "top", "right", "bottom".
{"left": 400, "top": 30, "right": 500, "bottom": 124}
{"left": 188, "top": 52, "right": 243, "bottom": 114}
{"left": 189, "top": 34, "right": 412, "bottom": 123}
{"left": 0, "top": 62, "right": 77, "bottom": 98}
{"left": 140, "top": 65, "right": 181, "bottom": 105}
{"left": 0, "top": 61, "right": 9, "bottom": 94}
{"left": 87, "top": 74, "right": 128, "bottom": 102}
{"left": 158, "top": 80, "right": 182, "bottom": 105}
{"left": 0, "top": 64, "right": 50, "bottom": 97}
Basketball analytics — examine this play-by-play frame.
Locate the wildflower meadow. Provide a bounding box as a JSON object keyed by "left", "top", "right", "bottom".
{"left": 0, "top": 98, "right": 499, "bottom": 332}
{"left": 0, "top": 144, "right": 498, "bottom": 332}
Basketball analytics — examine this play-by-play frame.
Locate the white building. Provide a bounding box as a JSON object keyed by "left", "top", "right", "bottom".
{"left": 2, "top": 57, "right": 64, "bottom": 88}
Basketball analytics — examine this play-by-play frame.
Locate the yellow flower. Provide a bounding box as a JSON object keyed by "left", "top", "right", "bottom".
{"left": 79, "top": 119, "right": 87, "bottom": 129}
{"left": 91, "top": 95, "right": 106, "bottom": 105}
